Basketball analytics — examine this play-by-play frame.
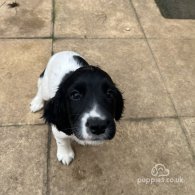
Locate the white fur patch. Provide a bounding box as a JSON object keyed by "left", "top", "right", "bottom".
{"left": 30, "top": 78, "right": 44, "bottom": 112}
{"left": 56, "top": 143, "right": 75, "bottom": 165}
{"left": 81, "top": 104, "right": 105, "bottom": 139}
{"left": 52, "top": 125, "right": 74, "bottom": 165}
{"left": 40, "top": 51, "right": 83, "bottom": 100}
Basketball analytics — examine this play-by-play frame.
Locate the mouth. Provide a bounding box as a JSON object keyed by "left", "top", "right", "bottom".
{"left": 73, "top": 126, "right": 115, "bottom": 143}
{"left": 72, "top": 135, "right": 105, "bottom": 145}
{"left": 87, "top": 131, "right": 115, "bottom": 141}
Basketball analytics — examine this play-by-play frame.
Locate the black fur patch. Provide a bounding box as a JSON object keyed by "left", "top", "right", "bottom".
{"left": 73, "top": 55, "right": 89, "bottom": 67}
{"left": 42, "top": 71, "right": 74, "bottom": 135}
{"left": 40, "top": 69, "right": 45, "bottom": 78}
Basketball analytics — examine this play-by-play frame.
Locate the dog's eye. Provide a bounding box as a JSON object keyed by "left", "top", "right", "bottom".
{"left": 70, "top": 90, "right": 82, "bottom": 101}
{"left": 106, "top": 89, "right": 114, "bottom": 99}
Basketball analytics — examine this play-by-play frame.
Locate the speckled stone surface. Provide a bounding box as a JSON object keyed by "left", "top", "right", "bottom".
{"left": 0, "top": 125, "right": 48, "bottom": 195}
{"left": 131, "top": 0, "right": 195, "bottom": 38}
{"left": 48, "top": 119, "right": 195, "bottom": 195}
{"left": 53, "top": 39, "right": 176, "bottom": 119}
{"left": 149, "top": 39, "right": 195, "bottom": 116}
{"left": 54, "top": 0, "right": 143, "bottom": 38}
{"left": 0, "top": 39, "right": 51, "bottom": 125}
{"left": 0, "top": 0, "right": 52, "bottom": 37}
{"left": 181, "top": 117, "right": 195, "bottom": 153}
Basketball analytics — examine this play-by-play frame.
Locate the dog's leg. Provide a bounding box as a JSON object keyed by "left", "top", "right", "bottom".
{"left": 52, "top": 125, "right": 75, "bottom": 165}
{"left": 30, "top": 78, "right": 44, "bottom": 112}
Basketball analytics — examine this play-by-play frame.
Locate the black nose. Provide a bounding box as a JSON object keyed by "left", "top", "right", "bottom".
{"left": 86, "top": 117, "right": 109, "bottom": 135}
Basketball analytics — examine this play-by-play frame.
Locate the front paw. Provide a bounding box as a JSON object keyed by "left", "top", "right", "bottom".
{"left": 30, "top": 97, "right": 43, "bottom": 112}
{"left": 57, "top": 147, "right": 75, "bottom": 165}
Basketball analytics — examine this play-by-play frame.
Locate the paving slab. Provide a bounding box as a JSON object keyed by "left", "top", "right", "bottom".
{"left": 54, "top": 0, "right": 143, "bottom": 38}
{"left": 0, "top": 39, "right": 52, "bottom": 125}
{"left": 0, "top": 125, "right": 48, "bottom": 195}
{"left": 181, "top": 117, "right": 195, "bottom": 153}
{"left": 131, "top": 0, "right": 195, "bottom": 38}
{"left": 48, "top": 119, "right": 195, "bottom": 195}
{"left": 149, "top": 39, "right": 195, "bottom": 116}
{"left": 53, "top": 39, "right": 176, "bottom": 118}
{"left": 0, "top": 0, "right": 52, "bottom": 37}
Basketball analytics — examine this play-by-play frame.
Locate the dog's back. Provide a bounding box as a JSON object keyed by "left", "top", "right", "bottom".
{"left": 41, "top": 51, "right": 87, "bottom": 100}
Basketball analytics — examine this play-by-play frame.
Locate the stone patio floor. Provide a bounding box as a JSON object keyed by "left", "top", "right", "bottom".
{"left": 0, "top": 0, "right": 195, "bottom": 195}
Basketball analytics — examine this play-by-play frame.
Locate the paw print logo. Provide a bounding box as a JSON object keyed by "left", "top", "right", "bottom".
{"left": 151, "top": 164, "right": 170, "bottom": 177}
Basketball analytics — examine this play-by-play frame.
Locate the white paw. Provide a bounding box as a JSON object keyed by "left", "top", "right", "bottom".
{"left": 57, "top": 147, "right": 75, "bottom": 165}
{"left": 30, "top": 97, "right": 44, "bottom": 112}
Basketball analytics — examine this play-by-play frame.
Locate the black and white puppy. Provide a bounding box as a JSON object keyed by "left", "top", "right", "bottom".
{"left": 30, "top": 51, "right": 124, "bottom": 165}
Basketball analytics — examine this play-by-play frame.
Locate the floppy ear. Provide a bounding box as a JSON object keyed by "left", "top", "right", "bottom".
{"left": 42, "top": 96, "right": 72, "bottom": 135}
{"left": 114, "top": 88, "right": 124, "bottom": 121}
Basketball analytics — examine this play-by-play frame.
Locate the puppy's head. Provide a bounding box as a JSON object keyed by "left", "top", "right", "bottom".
{"left": 43, "top": 66, "right": 124, "bottom": 144}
